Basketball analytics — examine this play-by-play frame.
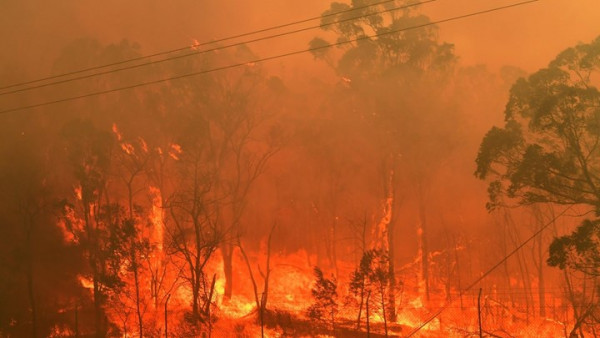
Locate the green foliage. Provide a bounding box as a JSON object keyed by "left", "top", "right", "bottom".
{"left": 475, "top": 35, "right": 600, "bottom": 212}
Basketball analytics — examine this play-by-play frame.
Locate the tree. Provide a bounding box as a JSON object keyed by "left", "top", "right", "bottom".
{"left": 475, "top": 36, "right": 600, "bottom": 212}
{"left": 311, "top": 0, "right": 456, "bottom": 313}
{"left": 166, "top": 126, "right": 222, "bottom": 327}
{"left": 60, "top": 119, "right": 126, "bottom": 337}
{"left": 307, "top": 267, "right": 338, "bottom": 334}
{"left": 476, "top": 35, "right": 600, "bottom": 334}
{"left": 0, "top": 135, "right": 84, "bottom": 337}
{"left": 348, "top": 249, "right": 392, "bottom": 335}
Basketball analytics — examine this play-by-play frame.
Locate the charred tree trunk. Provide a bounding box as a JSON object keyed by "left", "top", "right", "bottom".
{"left": 93, "top": 277, "right": 104, "bottom": 338}
{"left": 82, "top": 200, "right": 105, "bottom": 338}
{"left": 478, "top": 288, "right": 483, "bottom": 338}
{"left": 260, "top": 226, "right": 274, "bottom": 312}
{"left": 418, "top": 201, "right": 430, "bottom": 305}
{"left": 133, "top": 256, "right": 143, "bottom": 337}
{"left": 222, "top": 244, "right": 234, "bottom": 300}
{"left": 356, "top": 279, "right": 365, "bottom": 330}
{"left": 366, "top": 290, "right": 371, "bottom": 337}
{"left": 500, "top": 218, "right": 515, "bottom": 308}
{"left": 419, "top": 201, "right": 430, "bottom": 304}
{"left": 75, "top": 302, "right": 79, "bottom": 338}
{"left": 24, "top": 214, "right": 38, "bottom": 338}
{"left": 26, "top": 261, "right": 37, "bottom": 338}
{"left": 537, "top": 254, "right": 546, "bottom": 317}
{"left": 532, "top": 206, "right": 546, "bottom": 318}
{"left": 239, "top": 242, "right": 260, "bottom": 311}
{"left": 380, "top": 283, "right": 388, "bottom": 338}
{"left": 387, "top": 207, "right": 397, "bottom": 322}
{"left": 127, "top": 180, "right": 144, "bottom": 338}
{"left": 164, "top": 294, "right": 170, "bottom": 338}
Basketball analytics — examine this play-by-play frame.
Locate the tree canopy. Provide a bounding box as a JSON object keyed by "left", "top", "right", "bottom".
{"left": 475, "top": 36, "right": 600, "bottom": 213}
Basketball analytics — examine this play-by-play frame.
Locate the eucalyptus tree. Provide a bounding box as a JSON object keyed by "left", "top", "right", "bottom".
{"left": 476, "top": 35, "right": 600, "bottom": 332}
{"left": 311, "top": 0, "right": 456, "bottom": 315}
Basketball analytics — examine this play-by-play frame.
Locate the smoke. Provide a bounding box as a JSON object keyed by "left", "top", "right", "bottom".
{"left": 0, "top": 0, "right": 598, "bottom": 335}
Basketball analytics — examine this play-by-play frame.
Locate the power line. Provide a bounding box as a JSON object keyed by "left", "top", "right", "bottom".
{"left": 406, "top": 203, "right": 572, "bottom": 337}
{"left": 0, "top": 0, "right": 539, "bottom": 115}
{"left": 0, "top": 0, "right": 435, "bottom": 97}
{"left": 0, "top": 0, "right": 423, "bottom": 93}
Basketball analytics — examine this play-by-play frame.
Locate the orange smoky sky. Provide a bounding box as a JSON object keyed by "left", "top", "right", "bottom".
{"left": 1, "top": 0, "right": 598, "bottom": 78}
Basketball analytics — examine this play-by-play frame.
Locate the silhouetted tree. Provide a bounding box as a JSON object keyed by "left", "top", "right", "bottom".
{"left": 475, "top": 36, "right": 600, "bottom": 212}
{"left": 476, "top": 35, "right": 600, "bottom": 334}
{"left": 60, "top": 119, "right": 123, "bottom": 337}
{"left": 0, "top": 137, "right": 84, "bottom": 337}
{"left": 349, "top": 249, "right": 392, "bottom": 334}
{"left": 307, "top": 267, "right": 338, "bottom": 334}
{"left": 312, "top": 0, "right": 457, "bottom": 313}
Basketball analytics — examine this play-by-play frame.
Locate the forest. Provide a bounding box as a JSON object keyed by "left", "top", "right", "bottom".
{"left": 0, "top": 0, "right": 599, "bottom": 337}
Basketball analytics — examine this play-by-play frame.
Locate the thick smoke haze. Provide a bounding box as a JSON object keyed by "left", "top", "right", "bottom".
{"left": 0, "top": 0, "right": 599, "bottom": 337}
{"left": 2, "top": 0, "right": 598, "bottom": 75}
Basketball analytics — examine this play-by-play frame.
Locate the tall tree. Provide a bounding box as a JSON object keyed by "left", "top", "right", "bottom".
{"left": 476, "top": 35, "right": 600, "bottom": 333}
{"left": 0, "top": 134, "right": 84, "bottom": 336}
{"left": 311, "top": 0, "right": 456, "bottom": 313}
{"left": 60, "top": 119, "right": 125, "bottom": 337}
{"left": 475, "top": 36, "right": 600, "bottom": 212}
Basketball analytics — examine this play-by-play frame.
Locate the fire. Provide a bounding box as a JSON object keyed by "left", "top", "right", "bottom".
{"left": 44, "top": 127, "right": 583, "bottom": 337}
{"left": 78, "top": 275, "right": 94, "bottom": 290}
{"left": 112, "top": 123, "right": 122, "bottom": 141}
{"left": 148, "top": 185, "right": 164, "bottom": 251}
{"left": 74, "top": 185, "right": 82, "bottom": 200}
{"left": 168, "top": 143, "right": 182, "bottom": 160}
{"left": 48, "top": 325, "right": 73, "bottom": 337}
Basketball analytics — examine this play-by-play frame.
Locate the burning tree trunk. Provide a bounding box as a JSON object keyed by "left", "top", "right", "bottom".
{"left": 417, "top": 184, "right": 430, "bottom": 306}
{"left": 222, "top": 244, "right": 234, "bottom": 300}
{"left": 374, "top": 153, "right": 398, "bottom": 322}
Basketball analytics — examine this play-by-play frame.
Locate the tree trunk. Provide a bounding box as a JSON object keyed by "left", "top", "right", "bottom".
{"left": 356, "top": 280, "right": 365, "bottom": 330}
{"left": 366, "top": 291, "right": 371, "bottom": 337}
{"left": 478, "top": 288, "right": 483, "bottom": 338}
{"left": 26, "top": 265, "right": 37, "bottom": 338}
{"left": 418, "top": 201, "right": 430, "bottom": 305}
{"left": 93, "top": 277, "right": 104, "bottom": 338}
{"left": 25, "top": 217, "right": 38, "bottom": 338}
{"left": 387, "top": 222, "right": 397, "bottom": 321}
{"left": 381, "top": 284, "right": 388, "bottom": 337}
{"left": 133, "top": 259, "right": 143, "bottom": 337}
{"left": 379, "top": 153, "right": 397, "bottom": 321}
{"left": 537, "top": 236, "right": 546, "bottom": 317}
{"left": 164, "top": 294, "right": 170, "bottom": 338}
{"left": 222, "top": 244, "right": 234, "bottom": 300}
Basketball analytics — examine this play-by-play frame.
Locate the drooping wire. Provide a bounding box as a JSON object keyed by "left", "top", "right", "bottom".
{"left": 0, "top": 0, "right": 429, "bottom": 93}
{"left": 0, "top": 0, "right": 539, "bottom": 115}
{"left": 406, "top": 203, "right": 572, "bottom": 337}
